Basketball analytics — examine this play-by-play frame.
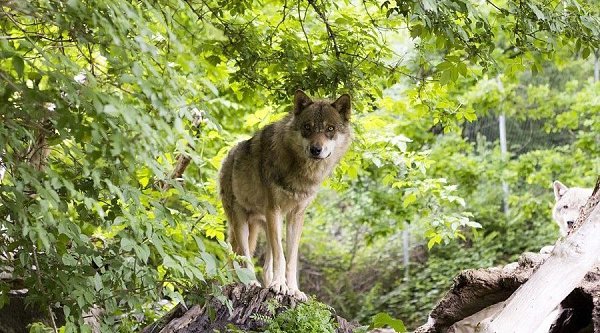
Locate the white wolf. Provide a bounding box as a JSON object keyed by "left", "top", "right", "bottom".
{"left": 552, "top": 180, "right": 593, "bottom": 236}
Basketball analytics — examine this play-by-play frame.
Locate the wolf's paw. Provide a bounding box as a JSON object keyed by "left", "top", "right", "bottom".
{"left": 289, "top": 288, "right": 308, "bottom": 301}
{"left": 268, "top": 280, "right": 289, "bottom": 295}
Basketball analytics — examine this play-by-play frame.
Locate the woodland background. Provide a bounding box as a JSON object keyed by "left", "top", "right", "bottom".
{"left": 0, "top": 0, "right": 599, "bottom": 332}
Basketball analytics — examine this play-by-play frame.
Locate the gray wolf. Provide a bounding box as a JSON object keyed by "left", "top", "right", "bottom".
{"left": 219, "top": 90, "right": 352, "bottom": 300}
{"left": 553, "top": 180, "right": 592, "bottom": 236}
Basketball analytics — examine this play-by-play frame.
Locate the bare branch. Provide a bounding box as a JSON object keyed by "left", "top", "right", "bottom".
{"left": 160, "top": 111, "right": 204, "bottom": 192}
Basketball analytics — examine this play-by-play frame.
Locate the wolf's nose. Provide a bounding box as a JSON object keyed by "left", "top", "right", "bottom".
{"left": 567, "top": 221, "right": 575, "bottom": 228}
{"left": 310, "top": 146, "right": 322, "bottom": 156}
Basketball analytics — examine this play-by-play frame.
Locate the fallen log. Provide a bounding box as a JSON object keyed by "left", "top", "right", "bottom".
{"left": 414, "top": 251, "right": 600, "bottom": 333}
{"left": 416, "top": 177, "right": 600, "bottom": 333}
{"left": 142, "top": 283, "right": 359, "bottom": 333}
{"left": 479, "top": 177, "right": 600, "bottom": 333}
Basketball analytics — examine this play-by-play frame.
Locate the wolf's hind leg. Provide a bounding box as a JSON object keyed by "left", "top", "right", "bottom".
{"left": 248, "top": 220, "right": 260, "bottom": 256}
{"left": 232, "top": 211, "right": 261, "bottom": 286}
{"left": 246, "top": 218, "right": 272, "bottom": 286}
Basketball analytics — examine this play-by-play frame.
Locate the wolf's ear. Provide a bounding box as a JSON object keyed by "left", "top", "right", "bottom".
{"left": 294, "top": 90, "right": 313, "bottom": 114}
{"left": 332, "top": 94, "right": 351, "bottom": 121}
{"left": 553, "top": 180, "right": 568, "bottom": 201}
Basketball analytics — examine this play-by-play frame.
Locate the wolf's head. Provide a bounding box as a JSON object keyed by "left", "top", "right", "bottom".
{"left": 290, "top": 90, "right": 352, "bottom": 160}
{"left": 552, "top": 180, "right": 592, "bottom": 235}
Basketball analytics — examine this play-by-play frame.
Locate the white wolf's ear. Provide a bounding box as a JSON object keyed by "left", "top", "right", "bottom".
{"left": 553, "top": 180, "right": 568, "bottom": 201}
{"left": 332, "top": 94, "right": 351, "bottom": 121}
{"left": 294, "top": 90, "right": 313, "bottom": 114}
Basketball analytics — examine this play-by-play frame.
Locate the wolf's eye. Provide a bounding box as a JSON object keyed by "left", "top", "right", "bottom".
{"left": 327, "top": 126, "right": 335, "bottom": 132}
{"left": 303, "top": 124, "right": 311, "bottom": 130}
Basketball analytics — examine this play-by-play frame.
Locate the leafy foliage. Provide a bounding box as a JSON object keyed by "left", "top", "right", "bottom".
{"left": 0, "top": 0, "right": 599, "bottom": 331}
{"left": 300, "top": 55, "right": 599, "bottom": 328}
{"left": 1, "top": 0, "right": 234, "bottom": 330}
{"left": 261, "top": 299, "right": 338, "bottom": 333}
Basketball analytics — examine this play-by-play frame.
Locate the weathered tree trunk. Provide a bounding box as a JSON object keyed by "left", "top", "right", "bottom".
{"left": 415, "top": 177, "right": 600, "bottom": 333}
{"left": 478, "top": 178, "right": 600, "bottom": 333}
{"left": 142, "top": 284, "right": 359, "bottom": 333}
{"left": 414, "top": 253, "right": 600, "bottom": 333}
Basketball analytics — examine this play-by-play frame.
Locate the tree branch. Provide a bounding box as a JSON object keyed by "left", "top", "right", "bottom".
{"left": 307, "top": 0, "right": 340, "bottom": 58}
{"left": 298, "top": 1, "right": 314, "bottom": 59}
{"left": 160, "top": 111, "right": 204, "bottom": 191}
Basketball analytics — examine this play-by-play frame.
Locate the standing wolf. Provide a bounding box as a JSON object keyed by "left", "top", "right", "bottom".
{"left": 219, "top": 90, "right": 352, "bottom": 300}
{"left": 553, "top": 180, "right": 593, "bottom": 235}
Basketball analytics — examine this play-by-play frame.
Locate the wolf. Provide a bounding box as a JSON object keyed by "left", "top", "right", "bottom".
{"left": 552, "top": 180, "right": 593, "bottom": 236}
{"left": 219, "top": 90, "right": 352, "bottom": 300}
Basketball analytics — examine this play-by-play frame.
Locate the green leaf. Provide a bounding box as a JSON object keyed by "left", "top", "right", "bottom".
{"left": 62, "top": 253, "right": 78, "bottom": 266}
{"left": 527, "top": 3, "right": 545, "bottom": 20}
{"left": 403, "top": 193, "right": 417, "bottom": 207}
{"left": 201, "top": 252, "right": 217, "bottom": 276}
{"left": 427, "top": 234, "right": 443, "bottom": 249}
{"left": 370, "top": 312, "right": 407, "bottom": 332}
{"left": 120, "top": 237, "right": 135, "bottom": 252}
{"left": 135, "top": 243, "right": 150, "bottom": 263}
{"left": 93, "top": 272, "right": 103, "bottom": 291}
{"left": 103, "top": 104, "right": 118, "bottom": 115}
{"left": 582, "top": 47, "right": 591, "bottom": 59}
{"left": 12, "top": 56, "right": 24, "bottom": 78}
{"left": 233, "top": 261, "right": 256, "bottom": 285}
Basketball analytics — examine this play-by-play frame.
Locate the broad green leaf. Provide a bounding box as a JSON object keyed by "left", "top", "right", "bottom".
{"left": 370, "top": 312, "right": 407, "bottom": 332}
{"left": 12, "top": 56, "right": 24, "bottom": 78}
{"left": 233, "top": 261, "right": 256, "bottom": 285}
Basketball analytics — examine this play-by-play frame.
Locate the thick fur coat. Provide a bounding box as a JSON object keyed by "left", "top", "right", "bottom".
{"left": 219, "top": 90, "right": 352, "bottom": 299}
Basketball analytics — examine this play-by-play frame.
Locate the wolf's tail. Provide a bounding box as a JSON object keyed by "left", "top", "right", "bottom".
{"left": 218, "top": 147, "right": 238, "bottom": 253}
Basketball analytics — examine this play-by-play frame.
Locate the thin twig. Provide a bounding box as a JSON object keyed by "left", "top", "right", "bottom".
{"left": 485, "top": 0, "right": 504, "bottom": 12}
{"left": 160, "top": 111, "right": 204, "bottom": 192}
{"left": 32, "top": 249, "right": 58, "bottom": 332}
{"left": 298, "top": 1, "right": 313, "bottom": 58}
{"left": 307, "top": 0, "right": 340, "bottom": 58}
{"left": 267, "top": 0, "right": 288, "bottom": 45}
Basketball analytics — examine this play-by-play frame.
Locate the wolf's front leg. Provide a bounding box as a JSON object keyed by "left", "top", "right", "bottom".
{"left": 266, "top": 208, "right": 288, "bottom": 294}
{"left": 286, "top": 209, "right": 308, "bottom": 301}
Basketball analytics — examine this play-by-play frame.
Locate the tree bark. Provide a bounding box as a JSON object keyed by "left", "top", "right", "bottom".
{"left": 415, "top": 253, "right": 600, "bottom": 333}
{"left": 159, "top": 111, "right": 204, "bottom": 191}
{"left": 415, "top": 177, "right": 600, "bottom": 333}
{"left": 478, "top": 178, "right": 600, "bottom": 333}
{"left": 142, "top": 283, "right": 359, "bottom": 333}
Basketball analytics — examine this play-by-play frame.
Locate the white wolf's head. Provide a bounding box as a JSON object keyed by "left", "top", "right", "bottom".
{"left": 552, "top": 180, "right": 592, "bottom": 236}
